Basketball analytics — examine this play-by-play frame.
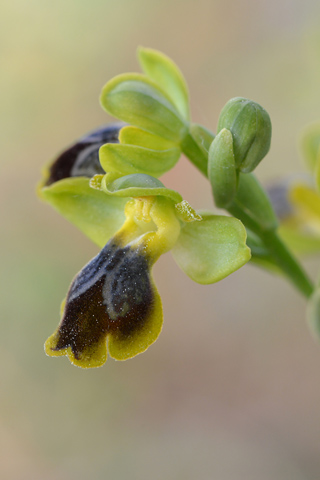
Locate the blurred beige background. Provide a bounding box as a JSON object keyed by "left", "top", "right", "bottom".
{"left": 2, "top": 0, "right": 320, "bottom": 478}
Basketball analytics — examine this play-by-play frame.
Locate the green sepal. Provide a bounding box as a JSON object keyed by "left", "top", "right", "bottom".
{"left": 232, "top": 173, "right": 278, "bottom": 231}
{"left": 300, "top": 123, "right": 320, "bottom": 172}
{"left": 208, "top": 128, "right": 238, "bottom": 208}
{"left": 189, "top": 123, "right": 215, "bottom": 156}
{"left": 119, "top": 125, "right": 178, "bottom": 150}
{"left": 39, "top": 178, "right": 126, "bottom": 248}
{"left": 99, "top": 143, "right": 180, "bottom": 178}
{"left": 100, "top": 73, "right": 187, "bottom": 143}
{"left": 138, "top": 46, "right": 190, "bottom": 121}
{"left": 98, "top": 172, "right": 183, "bottom": 203}
{"left": 217, "top": 97, "right": 272, "bottom": 173}
{"left": 172, "top": 212, "right": 251, "bottom": 284}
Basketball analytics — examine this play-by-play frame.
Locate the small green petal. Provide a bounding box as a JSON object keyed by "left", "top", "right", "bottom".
{"left": 101, "top": 172, "right": 183, "bottom": 204}
{"left": 119, "top": 125, "right": 178, "bottom": 150}
{"left": 39, "top": 177, "right": 126, "bottom": 248}
{"left": 99, "top": 143, "right": 180, "bottom": 177}
{"left": 100, "top": 73, "right": 187, "bottom": 142}
{"left": 138, "top": 46, "right": 190, "bottom": 121}
{"left": 172, "top": 212, "right": 251, "bottom": 284}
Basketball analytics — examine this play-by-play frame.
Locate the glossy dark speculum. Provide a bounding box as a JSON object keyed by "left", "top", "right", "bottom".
{"left": 45, "top": 124, "right": 122, "bottom": 186}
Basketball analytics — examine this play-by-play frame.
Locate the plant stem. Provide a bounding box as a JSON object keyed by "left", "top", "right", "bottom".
{"left": 260, "top": 229, "right": 314, "bottom": 298}
{"left": 228, "top": 202, "right": 314, "bottom": 298}
{"left": 180, "top": 132, "right": 208, "bottom": 176}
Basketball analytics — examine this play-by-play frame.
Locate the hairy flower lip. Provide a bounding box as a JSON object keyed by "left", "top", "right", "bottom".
{"left": 45, "top": 237, "right": 162, "bottom": 368}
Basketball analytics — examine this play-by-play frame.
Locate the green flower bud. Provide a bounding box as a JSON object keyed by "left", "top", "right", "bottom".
{"left": 217, "top": 97, "right": 272, "bottom": 173}
{"left": 208, "top": 128, "right": 238, "bottom": 208}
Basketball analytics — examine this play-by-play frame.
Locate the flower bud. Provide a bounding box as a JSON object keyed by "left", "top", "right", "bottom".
{"left": 217, "top": 97, "right": 272, "bottom": 173}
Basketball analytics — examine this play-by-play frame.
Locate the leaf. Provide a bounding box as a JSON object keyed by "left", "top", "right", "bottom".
{"left": 138, "top": 47, "right": 190, "bottom": 121}
{"left": 172, "top": 212, "right": 251, "bottom": 284}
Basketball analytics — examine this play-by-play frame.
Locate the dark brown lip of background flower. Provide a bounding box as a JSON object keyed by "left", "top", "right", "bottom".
{"left": 45, "top": 124, "right": 122, "bottom": 186}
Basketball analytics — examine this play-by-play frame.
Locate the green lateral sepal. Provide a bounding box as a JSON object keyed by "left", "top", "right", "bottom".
{"left": 172, "top": 212, "right": 251, "bottom": 284}
{"left": 39, "top": 177, "right": 126, "bottom": 248}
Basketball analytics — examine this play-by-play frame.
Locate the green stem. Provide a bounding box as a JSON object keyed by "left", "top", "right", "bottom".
{"left": 183, "top": 129, "right": 314, "bottom": 298}
{"left": 228, "top": 203, "right": 314, "bottom": 298}
{"left": 260, "top": 230, "right": 314, "bottom": 298}
{"left": 180, "top": 132, "right": 208, "bottom": 176}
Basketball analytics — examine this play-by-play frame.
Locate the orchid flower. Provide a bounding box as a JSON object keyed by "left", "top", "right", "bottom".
{"left": 38, "top": 124, "right": 250, "bottom": 367}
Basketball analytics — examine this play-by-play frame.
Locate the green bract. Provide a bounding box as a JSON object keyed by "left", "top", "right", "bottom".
{"left": 217, "top": 97, "right": 272, "bottom": 173}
